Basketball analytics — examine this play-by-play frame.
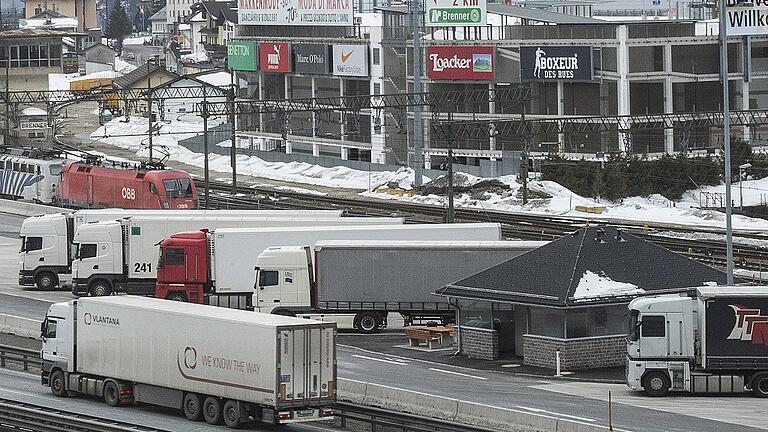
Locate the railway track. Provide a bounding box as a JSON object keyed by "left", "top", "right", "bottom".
{"left": 199, "top": 178, "right": 768, "bottom": 274}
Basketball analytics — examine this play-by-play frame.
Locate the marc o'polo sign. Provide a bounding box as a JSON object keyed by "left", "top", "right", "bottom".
{"left": 293, "top": 44, "right": 330, "bottom": 74}
{"left": 520, "top": 46, "right": 593, "bottom": 82}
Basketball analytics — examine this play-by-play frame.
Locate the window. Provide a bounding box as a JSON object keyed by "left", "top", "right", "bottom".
{"left": 12, "top": 162, "right": 19, "bottom": 171}
{"left": 27, "top": 164, "right": 35, "bottom": 173}
{"left": 163, "top": 178, "right": 193, "bottom": 198}
{"left": 49, "top": 164, "right": 62, "bottom": 176}
{"left": 372, "top": 47, "right": 380, "bottom": 65}
{"left": 77, "top": 243, "right": 98, "bottom": 259}
{"left": 373, "top": 82, "right": 380, "bottom": 96}
{"left": 24, "top": 236, "right": 43, "bottom": 252}
{"left": 165, "top": 248, "right": 185, "bottom": 265}
{"left": 149, "top": 182, "right": 158, "bottom": 194}
{"left": 20, "top": 163, "right": 27, "bottom": 173}
{"left": 641, "top": 315, "right": 666, "bottom": 337}
{"left": 44, "top": 320, "right": 57, "bottom": 339}
{"left": 259, "top": 270, "right": 279, "bottom": 287}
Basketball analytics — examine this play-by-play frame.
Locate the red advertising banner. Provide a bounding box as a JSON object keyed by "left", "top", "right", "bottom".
{"left": 426, "top": 46, "right": 494, "bottom": 81}
{"left": 259, "top": 42, "right": 290, "bottom": 73}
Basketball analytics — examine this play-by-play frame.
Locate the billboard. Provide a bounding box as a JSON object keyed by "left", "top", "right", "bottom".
{"left": 332, "top": 44, "right": 368, "bottom": 77}
{"left": 725, "top": 1, "right": 768, "bottom": 36}
{"left": 227, "top": 40, "right": 257, "bottom": 71}
{"left": 259, "top": 42, "right": 290, "bottom": 73}
{"left": 426, "top": 0, "right": 486, "bottom": 26}
{"left": 62, "top": 53, "right": 79, "bottom": 74}
{"left": 239, "top": 0, "right": 353, "bottom": 26}
{"left": 705, "top": 297, "right": 768, "bottom": 364}
{"left": 520, "top": 46, "right": 593, "bottom": 82}
{"left": 426, "top": 46, "right": 493, "bottom": 81}
{"left": 293, "top": 44, "right": 330, "bottom": 75}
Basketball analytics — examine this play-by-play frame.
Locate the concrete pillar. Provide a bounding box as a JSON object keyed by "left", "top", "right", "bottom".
{"left": 311, "top": 76, "right": 317, "bottom": 138}
{"left": 616, "top": 25, "right": 632, "bottom": 154}
{"left": 664, "top": 43, "right": 674, "bottom": 154}
{"left": 313, "top": 143, "right": 320, "bottom": 157}
{"left": 340, "top": 146, "right": 349, "bottom": 160}
{"left": 557, "top": 81, "right": 565, "bottom": 154}
{"left": 285, "top": 141, "right": 293, "bottom": 154}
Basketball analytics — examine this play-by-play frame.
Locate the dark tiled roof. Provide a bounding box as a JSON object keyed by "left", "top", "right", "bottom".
{"left": 112, "top": 63, "right": 178, "bottom": 89}
{"left": 0, "top": 28, "right": 84, "bottom": 39}
{"left": 437, "top": 226, "right": 732, "bottom": 307}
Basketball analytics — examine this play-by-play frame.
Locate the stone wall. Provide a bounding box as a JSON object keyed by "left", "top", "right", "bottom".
{"left": 459, "top": 326, "right": 499, "bottom": 360}
{"left": 523, "top": 334, "right": 626, "bottom": 370}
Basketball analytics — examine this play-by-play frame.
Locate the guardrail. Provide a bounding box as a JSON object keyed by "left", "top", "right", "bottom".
{"left": 335, "top": 402, "right": 496, "bottom": 432}
{"left": 0, "top": 344, "right": 41, "bottom": 371}
{"left": 0, "top": 398, "right": 171, "bottom": 432}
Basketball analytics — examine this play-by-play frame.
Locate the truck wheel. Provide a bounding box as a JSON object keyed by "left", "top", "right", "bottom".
{"left": 354, "top": 312, "right": 381, "bottom": 334}
{"left": 203, "top": 396, "right": 223, "bottom": 425}
{"left": 166, "top": 293, "right": 187, "bottom": 302}
{"left": 35, "top": 272, "right": 57, "bottom": 290}
{"left": 89, "top": 280, "right": 112, "bottom": 297}
{"left": 103, "top": 381, "right": 120, "bottom": 407}
{"left": 751, "top": 373, "right": 768, "bottom": 398}
{"left": 642, "top": 371, "right": 670, "bottom": 397}
{"left": 50, "top": 370, "right": 68, "bottom": 397}
{"left": 223, "top": 400, "right": 242, "bottom": 429}
{"left": 183, "top": 393, "right": 203, "bottom": 421}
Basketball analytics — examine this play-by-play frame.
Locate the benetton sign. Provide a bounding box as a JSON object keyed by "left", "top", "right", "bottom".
{"left": 259, "top": 42, "right": 290, "bottom": 73}
{"left": 426, "top": 46, "right": 493, "bottom": 80}
{"left": 520, "top": 46, "right": 593, "bottom": 82}
{"left": 227, "top": 40, "right": 257, "bottom": 71}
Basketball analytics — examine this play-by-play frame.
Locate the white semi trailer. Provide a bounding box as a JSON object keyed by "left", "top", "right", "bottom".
{"left": 19, "top": 209, "right": 344, "bottom": 290}
{"left": 71, "top": 215, "right": 402, "bottom": 297}
{"left": 41, "top": 296, "right": 336, "bottom": 428}
{"left": 253, "top": 241, "right": 546, "bottom": 332}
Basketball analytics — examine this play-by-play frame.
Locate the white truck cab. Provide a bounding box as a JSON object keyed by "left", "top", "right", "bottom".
{"left": 71, "top": 222, "right": 123, "bottom": 296}
{"left": 40, "top": 302, "right": 74, "bottom": 376}
{"left": 18, "top": 214, "right": 72, "bottom": 289}
{"left": 254, "top": 247, "right": 312, "bottom": 314}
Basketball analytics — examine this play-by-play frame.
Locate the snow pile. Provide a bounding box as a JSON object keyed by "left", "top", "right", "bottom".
{"left": 91, "top": 117, "right": 426, "bottom": 190}
{"left": 21, "top": 107, "right": 47, "bottom": 116}
{"left": 123, "top": 36, "right": 151, "bottom": 45}
{"left": 572, "top": 271, "right": 645, "bottom": 300}
{"left": 198, "top": 71, "right": 232, "bottom": 86}
{"left": 182, "top": 51, "right": 209, "bottom": 63}
{"left": 114, "top": 58, "right": 138, "bottom": 74}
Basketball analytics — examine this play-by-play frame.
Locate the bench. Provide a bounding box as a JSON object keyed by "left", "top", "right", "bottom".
{"left": 404, "top": 327, "right": 446, "bottom": 349}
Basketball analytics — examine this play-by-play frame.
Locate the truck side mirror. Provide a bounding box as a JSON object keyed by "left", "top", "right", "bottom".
{"left": 40, "top": 320, "right": 46, "bottom": 339}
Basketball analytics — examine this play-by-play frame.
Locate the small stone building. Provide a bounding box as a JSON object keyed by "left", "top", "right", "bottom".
{"left": 83, "top": 43, "right": 115, "bottom": 74}
{"left": 436, "top": 226, "right": 732, "bottom": 370}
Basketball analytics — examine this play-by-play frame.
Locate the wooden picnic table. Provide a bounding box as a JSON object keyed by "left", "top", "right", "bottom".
{"left": 403, "top": 325, "right": 454, "bottom": 349}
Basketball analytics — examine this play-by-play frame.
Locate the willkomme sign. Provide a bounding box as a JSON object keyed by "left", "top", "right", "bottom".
{"left": 426, "top": 0, "right": 486, "bottom": 26}
{"left": 520, "top": 46, "right": 593, "bottom": 82}
{"left": 725, "top": 0, "right": 768, "bottom": 36}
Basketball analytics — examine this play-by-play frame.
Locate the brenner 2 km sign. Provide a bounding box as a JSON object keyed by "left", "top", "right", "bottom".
{"left": 426, "top": 0, "right": 486, "bottom": 26}
{"left": 520, "top": 46, "right": 593, "bottom": 82}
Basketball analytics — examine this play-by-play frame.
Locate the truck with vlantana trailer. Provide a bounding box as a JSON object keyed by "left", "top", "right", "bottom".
{"left": 252, "top": 241, "right": 546, "bottom": 332}
{"left": 19, "top": 209, "right": 344, "bottom": 290}
{"left": 41, "top": 296, "right": 336, "bottom": 428}
{"left": 155, "top": 224, "right": 502, "bottom": 326}
{"left": 627, "top": 286, "right": 768, "bottom": 397}
{"left": 71, "top": 215, "right": 402, "bottom": 297}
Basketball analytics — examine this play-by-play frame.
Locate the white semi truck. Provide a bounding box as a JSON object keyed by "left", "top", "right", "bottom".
{"left": 253, "top": 241, "right": 546, "bottom": 332}
{"left": 155, "top": 224, "right": 502, "bottom": 318}
{"left": 19, "top": 209, "right": 344, "bottom": 290}
{"left": 41, "top": 296, "right": 336, "bottom": 428}
{"left": 627, "top": 286, "right": 768, "bottom": 397}
{"left": 71, "top": 215, "right": 402, "bottom": 297}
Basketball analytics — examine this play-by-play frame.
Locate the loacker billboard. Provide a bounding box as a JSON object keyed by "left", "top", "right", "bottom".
{"left": 259, "top": 42, "right": 290, "bottom": 73}
{"left": 426, "top": 46, "right": 494, "bottom": 81}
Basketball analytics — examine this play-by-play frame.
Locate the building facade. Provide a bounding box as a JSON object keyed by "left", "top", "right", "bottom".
{"left": 24, "top": 0, "right": 97, "bottom": 32}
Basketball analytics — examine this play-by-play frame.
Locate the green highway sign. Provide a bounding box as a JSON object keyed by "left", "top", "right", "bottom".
{"left": 227, "top": 40, "right": 258, "bottom": 71}
{"left": 426, "top": 0, "right": 486, "bottom": 27}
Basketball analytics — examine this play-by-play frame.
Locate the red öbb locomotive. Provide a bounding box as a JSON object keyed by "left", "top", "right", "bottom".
{"left": 57, "top": 161, "right": 197, "bottom": 209}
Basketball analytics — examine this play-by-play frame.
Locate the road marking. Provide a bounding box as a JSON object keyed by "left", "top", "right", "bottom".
{"left": 428, "top": 368, "right": 487, "bottom": 380}
{"left": 516, "top": 405, "right": 596, "bottom": 422}
{"left": 351, "top": 354, "right": 408, "bottom": 366}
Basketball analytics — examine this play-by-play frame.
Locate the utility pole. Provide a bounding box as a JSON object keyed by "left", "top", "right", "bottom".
{"left": 719, "top": 0, "right": 734, "bottom": 284}
{"left": 202, "top": 85, "right": 209, "bottom": 209}
{"left": 520, "top": 102, "right": 529, "bottom": 205}
{"left": 229, "top": 68, "right": 237, "bottom": 193}
{"left": 447, "top": 147, "right": 454, "bottom": 223}
{"left": 4, "top": 52, "right": 9, "bottom": 146}
{"left": 410, "top": 0, "right": 423, "bottom": 186}
{"left": 147, "top": 61, "right": 153, "bottom": 163}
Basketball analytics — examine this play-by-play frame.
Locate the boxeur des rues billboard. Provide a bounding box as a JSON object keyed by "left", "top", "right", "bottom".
{"left": 426, "top": 46, "right": 493, "bottom": 80}
{"left": 520, "top": 46, "right": 593, "bottom": 81}
{"left": 259, "top": 42, "right": 290, "bottom": 73}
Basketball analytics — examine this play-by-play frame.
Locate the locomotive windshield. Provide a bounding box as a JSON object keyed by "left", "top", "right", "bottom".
{"left": 162, "top": 178, "right": 193, "bottom": 198}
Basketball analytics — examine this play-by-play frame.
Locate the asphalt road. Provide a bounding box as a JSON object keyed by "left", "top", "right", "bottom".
{"left": 0, "top": 368, "right": 340, "bottom": 432}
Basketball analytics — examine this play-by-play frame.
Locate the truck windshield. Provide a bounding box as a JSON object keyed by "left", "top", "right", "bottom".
{"left": 163, "top": 178, "right": 193, "bottom": 198}
{"left": 628, "top": 309, "right": 640, "bottom": 341}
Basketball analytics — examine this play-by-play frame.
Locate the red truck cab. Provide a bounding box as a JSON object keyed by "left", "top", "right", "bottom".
{"left": 156, "top": 230, "right": 208, "bottom": 303}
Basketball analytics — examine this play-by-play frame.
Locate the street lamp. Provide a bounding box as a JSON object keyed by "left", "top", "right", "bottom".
{"left": 739, "top": 162, "right": 752, "bottom": 210}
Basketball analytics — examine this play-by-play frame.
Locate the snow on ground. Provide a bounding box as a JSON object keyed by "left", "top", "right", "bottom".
{"left": 693, "top": 178, "right": 768, "bottom": 207}
{"left": 123, "top": 36, "right": 151, "bottom": 45}
{"left": 182, "top": 51, "right": 209, "bottom": 63}
{"left": 91, "top": 117, "right": 421, "bottom": 190}
{"left": 572, "top": 271, "right": 645, "bottom": 300}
